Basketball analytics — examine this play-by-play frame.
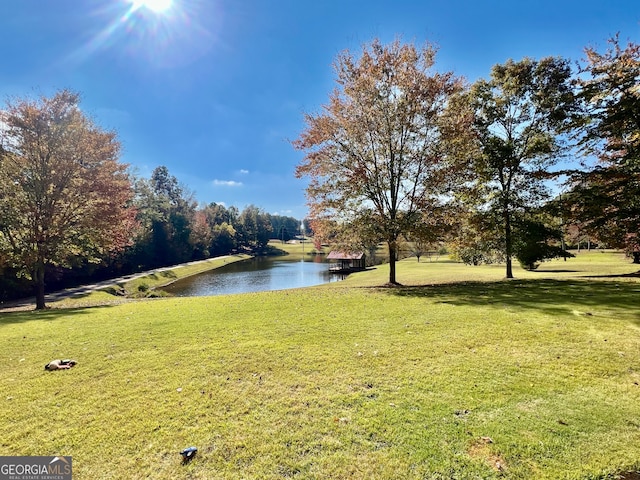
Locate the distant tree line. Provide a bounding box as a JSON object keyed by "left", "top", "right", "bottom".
{"left": 125, "top": 165, "right": 303, "bottom": 269}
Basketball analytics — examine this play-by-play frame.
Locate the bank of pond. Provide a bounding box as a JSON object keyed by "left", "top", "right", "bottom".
{"left": 163, "top": 256, "right": 345, "bottom": 297}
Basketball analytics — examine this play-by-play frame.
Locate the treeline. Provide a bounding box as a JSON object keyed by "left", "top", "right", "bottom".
{"left": 126, "top": 165, "right": 304, "bottom": 268}
{"left": 0, "top": 163, "right": 303, "bottom": 302}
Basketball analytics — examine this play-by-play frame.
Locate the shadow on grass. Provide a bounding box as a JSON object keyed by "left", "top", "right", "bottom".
{"left": 620, "top": 472, "right": 640, "bottom": 480}
{"left": 381, "top": 279, "right": 640, "bottom": 321}
{"left": 586, "top": 270, "right": 640, "bottom": 279}
{"left": 0, "top": 303, "right": 116, "bottom": 327}
{"left": 146, "top": 271, "right": 178, "bottom": 280}
{"left": 533, "top": 269, "right": 579, "bottom": 273}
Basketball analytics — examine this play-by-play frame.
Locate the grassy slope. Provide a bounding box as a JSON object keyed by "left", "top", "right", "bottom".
{"left": 1, "top": 252, "right": 640, "bottom": 479}
{"left": 49, "top": 254, "right": 252, "bottom": 309}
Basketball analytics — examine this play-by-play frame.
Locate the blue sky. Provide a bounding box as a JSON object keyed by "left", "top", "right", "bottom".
{"left": 1, "top": 1, "right": 638, "bottom": 220}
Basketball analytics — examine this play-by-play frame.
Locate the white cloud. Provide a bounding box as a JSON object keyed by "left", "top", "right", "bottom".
{"left": 239, "top": 169, "right": 249, "bottom": 175}
{"left": 212, "top": 179, "right": 243, "bottom": 187}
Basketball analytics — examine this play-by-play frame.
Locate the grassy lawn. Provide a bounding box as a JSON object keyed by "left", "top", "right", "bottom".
{"left": 343, "top": 249, "right": 640, "bottom": 287}
{"left": 268, "top": 239, "right": 328, "bottom": 260}
{"left": 1, "top": 251, "right": 640, "bottom": 479}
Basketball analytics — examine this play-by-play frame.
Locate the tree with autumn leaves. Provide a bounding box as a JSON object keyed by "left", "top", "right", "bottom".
{"left": 0, "top": 90, "right": 136, "bottom": 309}
{"left": 294, "top": 39, "right": 471, "bottom": 284}
{"left": 565, "top": 36, "right": 640, "bottom": 262}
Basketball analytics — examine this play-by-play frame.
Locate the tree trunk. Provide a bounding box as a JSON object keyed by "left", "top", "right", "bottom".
{"left": 505, "top": 254, "right": 513, "bottom": 278}
{"left": 388, "top": 240, "right": 398, "bottom": 284}
{"left": 633, "top": 252, "right": 640, "bottom": 264}
{"left": 504, "top": 205, "right": 514, "bottom": 279}
{"left": 34, "top": 262, "right": 47, "bottom": 310}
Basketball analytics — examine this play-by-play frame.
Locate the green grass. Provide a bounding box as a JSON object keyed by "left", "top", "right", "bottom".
{"left": 342, "top": 250, "right": 640, "bottom": 287}
{"left": 50, "top": 254, "right": 251, "bottom": 308}
{"left": 268, "top": 239, "right": 328, "bottom": 260}
{"left": 1, "top": 251, "right": 640, "bottom": 479}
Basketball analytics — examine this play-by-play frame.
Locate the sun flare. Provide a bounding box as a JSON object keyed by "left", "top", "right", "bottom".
{"left": 132, "top": 0, "right": 173, "bottom": 13}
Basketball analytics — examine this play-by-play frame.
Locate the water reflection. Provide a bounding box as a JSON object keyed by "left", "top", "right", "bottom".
{"left": 164, "top": 257, "right": 344, "bottom": 297}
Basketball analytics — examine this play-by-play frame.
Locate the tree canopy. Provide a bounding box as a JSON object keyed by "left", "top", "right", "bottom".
{"left": 566, "top": 36, "right": 640, "bottom": 261}
{"left": 459, "top": 57, "right": 577, "bottom": 277}
{"left": 0, "top": 90, "right": 136, "bottom": 309}
{"left": 133, "top": 166, "right": 197, "bottom": 267}
{"left": 294, "top": 38, "right": 470, "bottom": 284}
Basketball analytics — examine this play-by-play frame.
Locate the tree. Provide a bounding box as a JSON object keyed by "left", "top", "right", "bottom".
{"left": 0, "top": 90, "right": 136, "bottom": 309}
{"left": 409, "top": 238, "right": 428, "bottom": 262}
{"left": 269, "top": 214, "right": 300, "bottom": 241}
{"left": 236, "top": 205, "right": 272, "bottom": 251}
{"left": 294, "top": 39, "right": 469, "bottom": 284}
{"left": 568, "top": 36, "right": 640, "bottom": 262}
{"left": 449, "top": 209, "right": 505, "bottom": 266}
{"left": 565, "top": 222, "right": 595, "bottom": 251}
{"left": 463, "top": 57, "right": 577, "bottom": 277}
{"left": 133, "top": 166, "right": 196, "bottom": 267}
{"left": 211, "top": 222, "right": 236, "bottom": 255}
{"left": 200, "top": 202, "right": 238, "bottom": 255}
{"left": 407, "top": 206, "right": 454, "bottom": 262}
{"left": 189, "top": 210, "right": 212, "bottom": 259}
{"left": 513, "top": 216, "right": 572, "bottom": 270}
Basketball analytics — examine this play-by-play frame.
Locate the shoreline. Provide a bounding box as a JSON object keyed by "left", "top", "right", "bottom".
{"left": 0, "top": 254, "right": 251, "bottom": 312}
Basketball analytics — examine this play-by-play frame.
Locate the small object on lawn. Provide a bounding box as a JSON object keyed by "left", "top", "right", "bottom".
{"left": 180, "top": 446, "right": 197, "bottom": 464}
{"left": 45, "top": 359, "right": 77, "bottom": 371}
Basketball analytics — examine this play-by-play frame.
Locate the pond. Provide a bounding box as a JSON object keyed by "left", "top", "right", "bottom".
{"left": 164, "top": 256, "right": 344, "bottom": 297}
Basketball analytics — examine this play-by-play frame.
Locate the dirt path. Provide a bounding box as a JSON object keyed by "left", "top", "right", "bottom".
{"left": 0, "top": 256, "right": 233, "bottom": 312}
